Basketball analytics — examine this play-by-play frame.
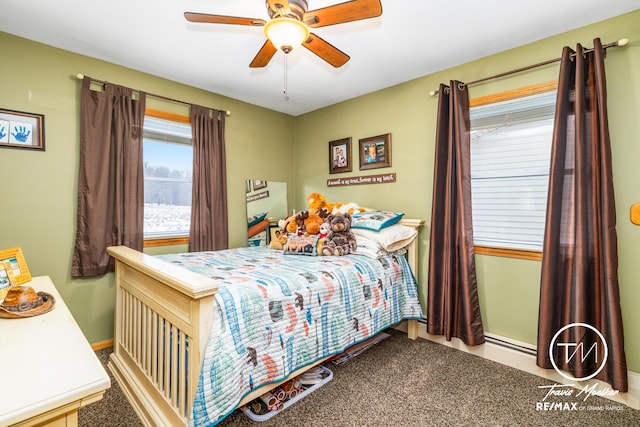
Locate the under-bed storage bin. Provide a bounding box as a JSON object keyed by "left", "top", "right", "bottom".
{"left": 241, "top": 366, "right": 333, "bottom": 422}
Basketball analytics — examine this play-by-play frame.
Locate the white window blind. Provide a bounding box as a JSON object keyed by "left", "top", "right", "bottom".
{"left": 144, "top": 116, "right": 192, "bottom": 145}
{"left": 470, "top": 90, "right": 556, "bottom": 251}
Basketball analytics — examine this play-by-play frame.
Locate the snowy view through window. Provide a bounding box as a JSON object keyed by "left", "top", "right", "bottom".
{"left": 143, "top": 138, "right": 192, "bottom": 237}
{"left": 144, "top": 204, "right": 191, "bottom": 235}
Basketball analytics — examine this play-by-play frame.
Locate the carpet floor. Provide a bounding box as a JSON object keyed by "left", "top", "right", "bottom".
{"left": 80, "top": 329, "right": 640, "bottom": 426}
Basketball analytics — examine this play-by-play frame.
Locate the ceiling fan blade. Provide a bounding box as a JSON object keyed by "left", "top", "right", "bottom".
{"left": 250, "top": 39, "right": 278, "bottom": 68}
{"left": 302, "top": 33, "right": 350, "bottom": 68}
{"left": 304, "top": 0, "right": 382, "bottom": 27}
{"left": 184, "top": 12, "right": 266, "bottom": 27}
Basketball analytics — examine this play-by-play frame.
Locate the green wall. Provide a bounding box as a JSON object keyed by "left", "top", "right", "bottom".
{"left": 293, "top": 10, "right": 640, "bottom": 372}
{"left": 1, "top": 10, "right": 639, "bottom": 374}
{"left": 0, "top": 32, "right": 294, "bottom": 344}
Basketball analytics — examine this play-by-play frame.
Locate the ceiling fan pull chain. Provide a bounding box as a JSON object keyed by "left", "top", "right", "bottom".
{"left": 283, "top": 54, "right": 290, "bottom": 102}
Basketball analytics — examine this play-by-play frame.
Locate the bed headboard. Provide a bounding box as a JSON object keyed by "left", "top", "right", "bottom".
{"left": 397, "top": 218, "right": 425, "bottom": 276}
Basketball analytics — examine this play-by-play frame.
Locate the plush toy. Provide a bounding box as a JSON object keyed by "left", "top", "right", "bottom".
{"left": 304, "top": 213, "right": 324, "bottom": 236}
{"left": 307, "top": 191, "right": 365, "bottom": 217}
{"left": 307, "top": 192, "right": 332, "bottom": 219}
{"left": 321, "top": 213, "right": 357, "bottom": 256}
{"left": 318, "top": 222, "right": 330, "bottom": 240}
{"left": 317, "top": 221, "right": 331, "bottom": 254}
{"left": 269, "top": 215, "right": 297, "bottom": 250}
{"left": 280, "top": 215, "right": 299, "bottom": 235}
{"left": 332, "top": 201, "right": 365, "bottom": 215}
{"left": 268, "top": 229, "right": 288, "bottom": 250}
{"left": 294, "top": 210, "right": 309, "bottom": 234}
{"left": 295, "top": 210, "right": 324, "bottom": 236}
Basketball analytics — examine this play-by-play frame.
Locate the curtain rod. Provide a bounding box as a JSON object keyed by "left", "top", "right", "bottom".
{"left": 76, "top": 73, "right": 231, "bottom": 116}
{"left": 428, "top": 38, "right": 629, "bottom": 97}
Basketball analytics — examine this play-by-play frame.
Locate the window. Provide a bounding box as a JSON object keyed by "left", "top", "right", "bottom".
{"left": 143, "top": 113, "right": 193, "bottom": 241}
{"left": 469, "top": 83, "right": 556, "bottom": 258}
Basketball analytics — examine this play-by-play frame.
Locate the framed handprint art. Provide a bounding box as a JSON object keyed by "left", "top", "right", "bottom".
{"left": 0, "top": 108, "right": 45, "bottom": 151}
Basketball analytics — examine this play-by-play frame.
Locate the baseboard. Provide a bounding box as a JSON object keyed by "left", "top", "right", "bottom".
{"left": 91, "top": 339, "right": 114, "bottom": 351}
{"left": 409, "top": 323, "right": 640, "bottom": 410}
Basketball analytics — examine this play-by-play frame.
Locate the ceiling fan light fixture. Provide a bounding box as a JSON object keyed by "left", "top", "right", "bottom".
{"left": 264, "top": 18, "right": 309, "bottom": 53}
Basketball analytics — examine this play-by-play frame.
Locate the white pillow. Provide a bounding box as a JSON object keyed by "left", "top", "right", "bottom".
{"left": 351, "top": 223, "right": 417, "bottom": 252}
{"left": 352, "top": 235, "right": 389, "bottom": 259}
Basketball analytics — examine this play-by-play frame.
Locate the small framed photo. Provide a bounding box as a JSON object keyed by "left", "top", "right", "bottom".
{"left": 0, "top": 108, "right": 45, "bottom": 151}
{"left": 253, "top": 180, "right": 267, "bottom": 191}
{"left": 0, "top": 261, "right": 18, "bottom": 300}
{"left": 0, "top": 247, "right": 32, "bottom": 285}
{"left": 359, "top": 133, "right": 391, "bottom": 170}
{"left": 266, "top": 224, "right": 284, "bottom": 245}
{"left": 245, "top": 179, "right": 252, "bottom": 193}
{"left": 329, "top": 137, "right": 352, "bottom": 174}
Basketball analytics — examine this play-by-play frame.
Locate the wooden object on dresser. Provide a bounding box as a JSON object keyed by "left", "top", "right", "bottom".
{"left": 0, "top": 276, "right": 111, "bottom": 427}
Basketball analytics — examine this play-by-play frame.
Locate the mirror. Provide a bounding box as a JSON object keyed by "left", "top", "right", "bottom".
{"left": 246, "top": 180, "right": 288, "bottom": 247}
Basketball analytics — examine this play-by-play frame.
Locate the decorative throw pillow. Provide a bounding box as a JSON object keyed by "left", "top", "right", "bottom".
{"left": 283, "top": 235, "right": 320, "bottom": 256}
{"left": 351, "top": 211, "right": 404, "bottom": 231}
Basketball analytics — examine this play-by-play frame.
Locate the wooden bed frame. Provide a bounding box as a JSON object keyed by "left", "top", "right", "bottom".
{"left": 106, "top": 218, "right": 424, "bottom": 427}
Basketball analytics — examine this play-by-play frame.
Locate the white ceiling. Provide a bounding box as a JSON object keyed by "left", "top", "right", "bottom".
{"left": 1, "top": 1, "right": 639, "bottom": 116}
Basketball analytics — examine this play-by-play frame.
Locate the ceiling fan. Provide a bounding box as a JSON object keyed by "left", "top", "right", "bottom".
{"left": 184, "top": 0, "right": 383, "bottom": 68}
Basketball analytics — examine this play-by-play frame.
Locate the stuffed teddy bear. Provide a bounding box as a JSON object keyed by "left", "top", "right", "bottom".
{"left": 318, "top": 221, "right": 330, "bottom": 240}
{"left": 317, "top": 221, "right": 331, "bottom": 254}
{"left": 321, "top": 213, "right": 357, "bottom": 256}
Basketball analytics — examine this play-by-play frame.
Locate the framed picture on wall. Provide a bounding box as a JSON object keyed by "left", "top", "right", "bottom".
{"left": 359, "top": 133, "right": 391, "bottom": 170}
{"left": 329, "top": 137, "right": 352, "bottom": 174}
{"left": 0, "top": 108, "right": 45, "bottom": 151}
{"left": 253, "top": 180, "right": 267, "bottom": 190}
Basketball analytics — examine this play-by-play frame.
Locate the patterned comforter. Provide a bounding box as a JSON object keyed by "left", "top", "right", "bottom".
{"left": 157, "top": 246, "right": 423, "bottom": 426}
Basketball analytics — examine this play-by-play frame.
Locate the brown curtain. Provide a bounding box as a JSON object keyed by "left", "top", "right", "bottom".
{"left": 72, "top": 77, "right": 146, "bottom": 277}
{"left": 537, "top": 39, "right": 627, "bottom": 392}
{"left": 189, "top": 105, "right": 228, "bottom": 252}
{"left": 427, "top": 81, "right": 485, "bottom": 346}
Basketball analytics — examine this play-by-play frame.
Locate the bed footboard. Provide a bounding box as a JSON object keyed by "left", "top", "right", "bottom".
{"left": 107, "top": 246, "right": 219, "bottom": 427}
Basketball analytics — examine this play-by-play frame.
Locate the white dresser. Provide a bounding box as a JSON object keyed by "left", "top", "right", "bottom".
{"left": 0, "top": 276, "right": 111, "bottom": 427}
